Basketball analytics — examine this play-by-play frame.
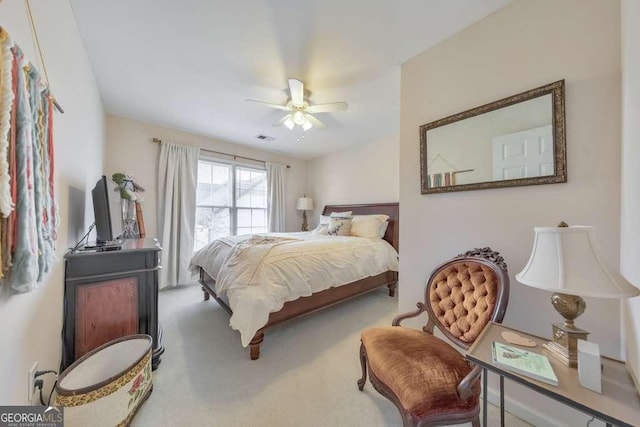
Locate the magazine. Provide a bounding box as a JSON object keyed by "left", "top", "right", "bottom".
{"left": 492, "top": 341, "right": 558, "bottom": 386}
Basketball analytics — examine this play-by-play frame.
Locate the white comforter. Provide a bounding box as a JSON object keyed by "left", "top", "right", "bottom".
{"left": 189, "top": 232, "right": 399, "bottom": 346}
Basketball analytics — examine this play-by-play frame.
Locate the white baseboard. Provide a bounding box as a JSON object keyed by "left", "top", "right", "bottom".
{"left": 484, "top": 386, "right": 567, "bottom": 427}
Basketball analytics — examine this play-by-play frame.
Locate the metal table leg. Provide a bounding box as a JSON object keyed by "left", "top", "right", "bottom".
{"left": 500, "top": 376, "right": 505, "bottom": 427}
{"left": 483, "top": 368, "right": 488, "bottom": 427}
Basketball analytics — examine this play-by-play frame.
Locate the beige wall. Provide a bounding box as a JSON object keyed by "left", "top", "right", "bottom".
{"left": 306, "top": 134, "right": 399, "bottom": 227}
{"left": 105, "top": 115, "right": 308, "bottom": 238}
{"left": 621, "top": 0, "right": 640, "bottom": 394}
{"left": 400, "top": 0, "right": 621, "bottom": 425}
{"left": 0, "top": 0, "right": 105, "bottom": 404}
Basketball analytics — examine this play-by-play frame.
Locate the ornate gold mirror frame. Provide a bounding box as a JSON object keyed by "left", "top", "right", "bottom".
{"left": 420, "top": 80, "right": 566, "bottom": 194}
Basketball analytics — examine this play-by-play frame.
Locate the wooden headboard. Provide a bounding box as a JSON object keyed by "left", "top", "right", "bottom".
{"left": 322, "top": 203, "right": 399, "bottom": 252}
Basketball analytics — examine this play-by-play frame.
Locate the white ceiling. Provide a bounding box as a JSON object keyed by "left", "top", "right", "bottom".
{"left": 70, "top": 0, "right": 510, "bottom": 159}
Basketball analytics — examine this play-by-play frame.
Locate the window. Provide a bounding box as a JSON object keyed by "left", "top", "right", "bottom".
{"left": 194, "top": 159, "right": 268, "bottom": 251}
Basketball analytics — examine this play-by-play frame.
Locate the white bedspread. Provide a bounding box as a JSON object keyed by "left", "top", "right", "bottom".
{"left": 189, "top": 232, "right": 399, "bottom": 346}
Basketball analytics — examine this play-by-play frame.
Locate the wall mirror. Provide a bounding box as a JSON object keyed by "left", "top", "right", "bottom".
{"left": 420, "top": 80, "right": 566, "bottom": 194}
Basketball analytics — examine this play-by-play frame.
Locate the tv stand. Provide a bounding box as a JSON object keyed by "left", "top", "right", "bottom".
{"left": 97, "top": 245, "right": 121, "bottom": 252}
{"left": 62, "top": 238, "right": 164, "bottom": 371}
{"left": 81, "top": 241, "right": 122, "bottom": 251}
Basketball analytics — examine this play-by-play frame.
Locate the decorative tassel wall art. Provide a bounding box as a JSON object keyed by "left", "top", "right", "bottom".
{"left": 0, "top": 26, "right": 59, "bottom": 293}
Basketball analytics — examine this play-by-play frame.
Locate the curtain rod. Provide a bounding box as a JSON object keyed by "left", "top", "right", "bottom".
{"left": 151, "top": 138, "right": 290, "bottom": 168}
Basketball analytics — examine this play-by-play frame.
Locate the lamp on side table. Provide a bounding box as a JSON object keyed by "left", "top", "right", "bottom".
{"left": 516, "top": 222, "right": 640, "bottom": 368}
{"left": 296, "top": 196, "right": 313, "bottom": 231}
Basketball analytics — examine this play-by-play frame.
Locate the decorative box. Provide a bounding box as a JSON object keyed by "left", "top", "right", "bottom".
{"left": 56, "top": 334, "right": 153, "bottom": 427}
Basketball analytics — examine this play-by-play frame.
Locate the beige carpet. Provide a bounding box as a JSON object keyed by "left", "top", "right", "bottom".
{"left": 132, "top": 285, "right": 530, "bottom": 427}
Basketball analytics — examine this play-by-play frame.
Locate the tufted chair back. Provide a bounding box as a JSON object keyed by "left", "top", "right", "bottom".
{"left": 424, "top": 248, "right": 509, "bottom": 350}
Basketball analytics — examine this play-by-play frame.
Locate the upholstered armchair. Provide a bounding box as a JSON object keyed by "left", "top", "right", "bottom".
{"left": 358, "top": 248, "right": 509, "bottom": 427}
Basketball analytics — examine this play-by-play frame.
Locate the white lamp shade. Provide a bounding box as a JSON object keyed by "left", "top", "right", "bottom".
{"left": 296, "top": 197, "right": 313, "bottom": 211}
{"left": 516, "top": 226, "right": 640, "bottom": 298}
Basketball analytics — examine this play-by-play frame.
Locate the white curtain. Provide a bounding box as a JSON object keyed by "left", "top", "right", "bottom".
{"left": 266, "top": 162, "right": 286, "bottom": 232}
{"left": 157, "top": 142, "right": 200, "bottom": 288}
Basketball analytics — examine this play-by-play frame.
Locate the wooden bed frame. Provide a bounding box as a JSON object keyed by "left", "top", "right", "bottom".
{"left": 198, "top": 202, "right": 399, "bottom": 360}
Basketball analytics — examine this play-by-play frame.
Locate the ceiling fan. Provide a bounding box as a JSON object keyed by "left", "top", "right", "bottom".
{"left": 246, "top": 79, "right": 348, "bottom": 131}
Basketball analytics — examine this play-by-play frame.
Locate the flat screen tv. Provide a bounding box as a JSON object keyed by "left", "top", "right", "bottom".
{"left": 92, "top": 175, "right": 123, "bottom": 244}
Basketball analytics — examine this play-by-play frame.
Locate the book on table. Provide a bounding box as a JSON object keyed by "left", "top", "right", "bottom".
{"left": 491, "top": 341, "right": 558, "bottom": 386}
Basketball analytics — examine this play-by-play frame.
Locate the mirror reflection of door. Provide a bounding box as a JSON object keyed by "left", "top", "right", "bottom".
{"left": 491, "top": 125, "right": 553, "bottom": 180}
{"left": 420, "top": 80, "right": 566, "bottom": 194}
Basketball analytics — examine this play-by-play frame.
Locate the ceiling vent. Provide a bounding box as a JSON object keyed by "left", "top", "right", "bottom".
{"left": 255, "top": 134, "right": 275, "bottom": 142}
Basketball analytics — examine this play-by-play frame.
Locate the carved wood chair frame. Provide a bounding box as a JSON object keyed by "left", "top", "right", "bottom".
{"left": 358, "top": 248, "right": 510, "bottom": 427}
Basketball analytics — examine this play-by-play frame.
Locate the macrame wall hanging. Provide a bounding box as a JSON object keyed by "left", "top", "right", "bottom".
{"left": 0, "top": 0, "right": 63, "bottom": 292}
{"left": 427, "top": 154, "right": 474, "bottom": 188}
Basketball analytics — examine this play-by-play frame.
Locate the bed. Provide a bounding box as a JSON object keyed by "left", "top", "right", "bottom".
{"left": 191, "top": 202, "right": 399, "bottom": 360}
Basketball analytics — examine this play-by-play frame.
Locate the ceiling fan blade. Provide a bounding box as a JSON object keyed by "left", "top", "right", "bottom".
{"left": 246, "top": 99, "right": 290, "bottom": 110}
{"left": 307, "top": 102, "right": 348, "bottom": 113}
{"left": 288, "top": 79, "right": 304, "bottom": 106}
{"left": 305, "top": 113, "right": 326, "bottom": 129}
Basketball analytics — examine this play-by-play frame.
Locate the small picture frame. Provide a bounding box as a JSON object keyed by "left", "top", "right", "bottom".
{"left": 578, "top": 340, "right": 601, "bottom": 393}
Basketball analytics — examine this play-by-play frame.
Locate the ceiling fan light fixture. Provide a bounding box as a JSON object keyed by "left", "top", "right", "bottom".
{"left": 284, "top": 115, "right": 295, "bottom": 130}
{"left": 292, "top": 110, "right": 305, "bottom": 125}
{"left": 251, "top": 78, "right": 347, "bottom": 131}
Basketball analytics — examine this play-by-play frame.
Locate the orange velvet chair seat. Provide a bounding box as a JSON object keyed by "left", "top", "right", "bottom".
{"left": 361, "top": 326, "right": 479, "bottom": 419}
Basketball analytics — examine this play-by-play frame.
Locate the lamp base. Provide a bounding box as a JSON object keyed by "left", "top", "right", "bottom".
{"left": 301, "top": 211, "right": 308, "bottom": 232}
{"left": 543, "top": 322, "right": 589, "bottom": 368}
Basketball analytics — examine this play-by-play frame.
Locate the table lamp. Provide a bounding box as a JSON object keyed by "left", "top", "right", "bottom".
{"left": 296, "top": 196, "right": 313, "bottom": 231}
{"left": 516, "top": 222, "right": 640, "bottom": 368}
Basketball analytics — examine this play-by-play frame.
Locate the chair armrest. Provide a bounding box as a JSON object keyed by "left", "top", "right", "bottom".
{"left": 457, "top": 365, "right": 483, "bottom": 401}
{"left": 392, "top": 302, "right": 426, "bottom": 326}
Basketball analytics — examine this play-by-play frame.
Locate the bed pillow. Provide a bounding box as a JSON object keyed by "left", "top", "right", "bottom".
{"left": 330, "top": 211, "right": 352, "bottom": 218}
{"left": 378, "top": 221, "right": 389, "bottom": 239}
{"left": 349, "top": 215, "right": 388, "bottom": 239}
{"left": 361, "top": 214, "right": 389, "bottom": 222}
{"left": 319, "top": 215, "right": 331, "bottom": 225}
{"left": 327, "top": 217, "right": 352, "bottom": 236}
{"left": 312, "top": 223, "right": 329, "bottom": 235}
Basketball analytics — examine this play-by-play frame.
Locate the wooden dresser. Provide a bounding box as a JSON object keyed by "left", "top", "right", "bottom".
{"left": 61, "top": 239, "right": 164, "bottom": 371}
